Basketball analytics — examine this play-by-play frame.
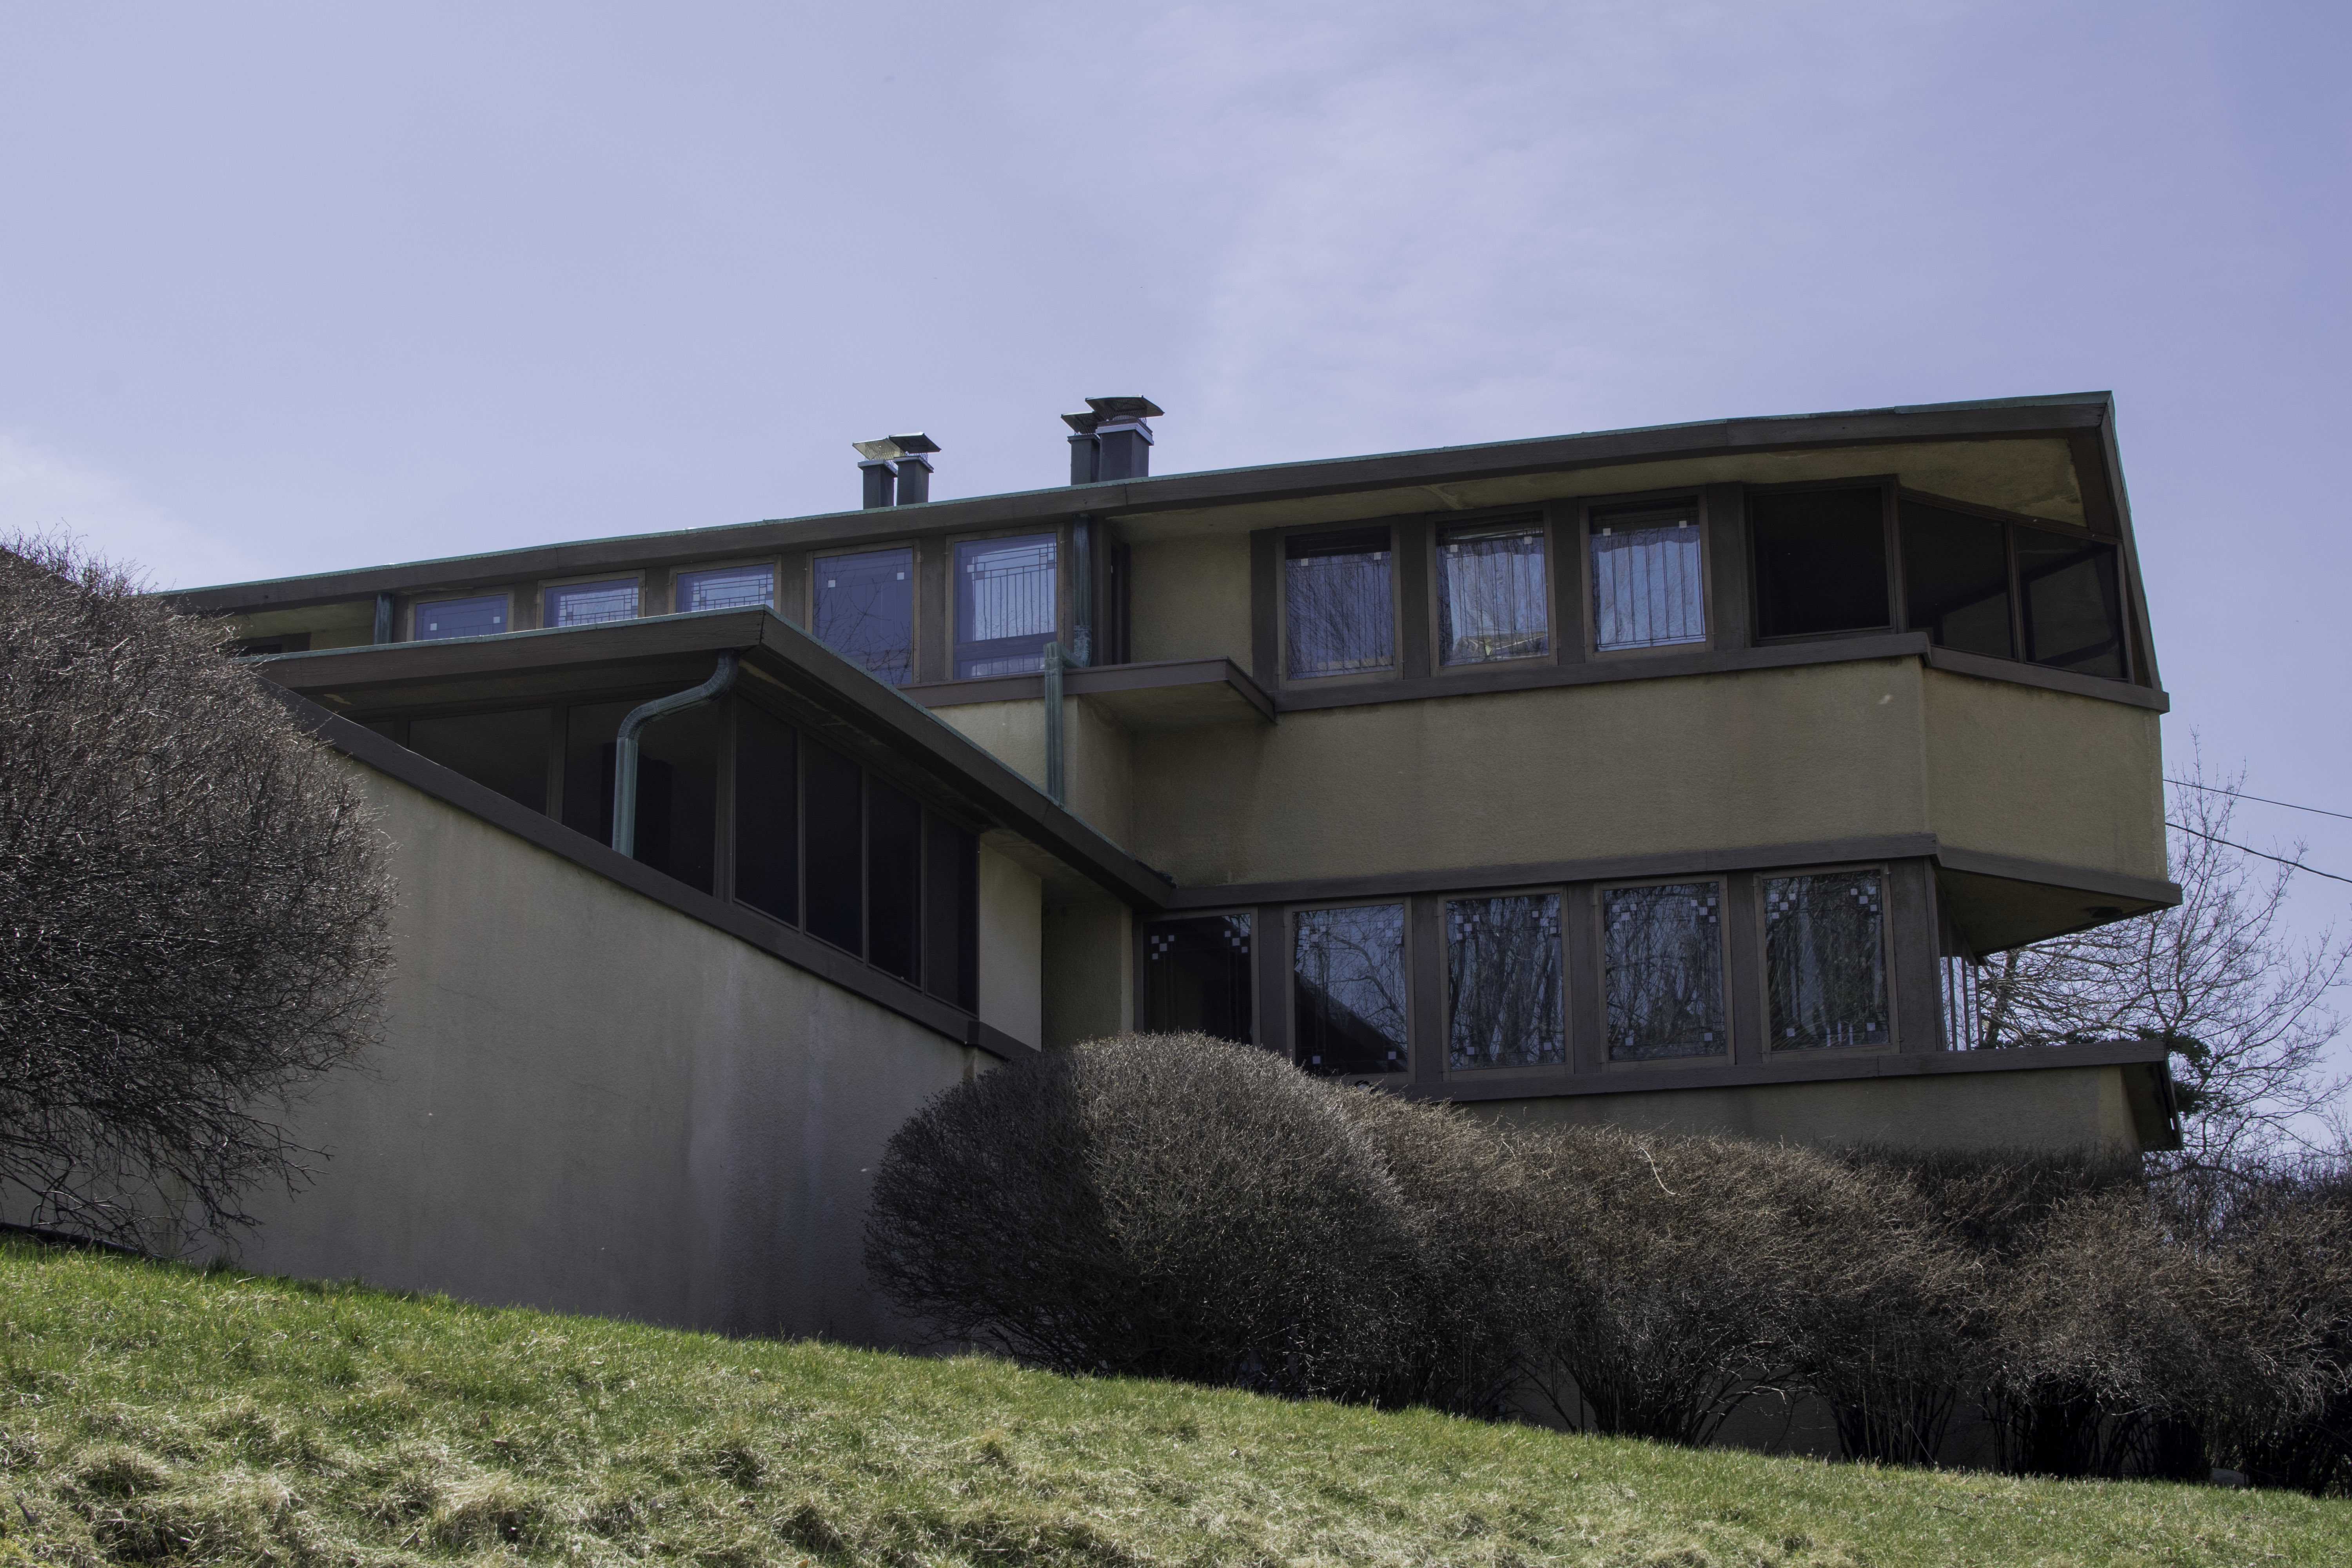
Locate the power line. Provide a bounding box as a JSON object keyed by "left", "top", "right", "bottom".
{"left": 2167, "top": 779, "right": 2352, "bottom": 825}
{"left": 2167, "top": 822, "right": 2352, "bottom": 888}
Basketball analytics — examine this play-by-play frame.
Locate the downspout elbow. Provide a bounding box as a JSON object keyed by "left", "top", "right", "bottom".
{"left": 612, "top": 652, "right": 740, "bottom": 857}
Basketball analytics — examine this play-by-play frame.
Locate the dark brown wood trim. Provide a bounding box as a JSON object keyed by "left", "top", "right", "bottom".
{"left": 1249, "top": 529, "right": 1279, "bottom": 691}
{"left": 177, "top": 395, "right": 2119, "bottom": 615}
{"left": 278, "top": 692, "right": 1024, "bottom": 1060}
{"left": 1411, "top": 1034, "right": 2172, "bottom": 1105}
{"left": 1395, "top": 515, "right": 1433, "bottom": 682}
{"left": 1922, "top": 644, "right": 2167, "bottom": 710}
{"left": 1165, "top": 835, "right": 1945, "bottom": 910}
{"left": 1700, "top": 483, "right": 1749, "bottom": 650}
{"left": 1933, "top": 846, "right": 2180, "bottom": 908}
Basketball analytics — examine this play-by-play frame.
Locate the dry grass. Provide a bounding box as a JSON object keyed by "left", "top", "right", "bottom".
{"left": 0, "top": 1240, "right": 2347, "bottom": 1566}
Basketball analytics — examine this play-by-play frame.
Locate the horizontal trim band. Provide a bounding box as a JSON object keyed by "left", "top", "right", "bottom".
{"left": 1159, "top": 834, "right": 2181, "bottom": 913}
{"left": 1407, "top": 1037, "right": 2173, "bottom": 1105}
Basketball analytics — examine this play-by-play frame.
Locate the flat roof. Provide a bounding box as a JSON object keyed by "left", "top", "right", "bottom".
{"left": 174, "top": 391, "right": 2128, "bottom": 615}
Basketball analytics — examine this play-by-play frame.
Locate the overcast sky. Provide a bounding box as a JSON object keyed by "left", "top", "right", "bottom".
{"left": 4, "top": 1, "right": 2348, "bottom": 933}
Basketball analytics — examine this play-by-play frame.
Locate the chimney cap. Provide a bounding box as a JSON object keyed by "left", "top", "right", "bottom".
{"left": 851, "top": 432, "right": 940, "bottom": 461}
{"left": 1063, "top": 396, "right": 1163, "bottom": 434}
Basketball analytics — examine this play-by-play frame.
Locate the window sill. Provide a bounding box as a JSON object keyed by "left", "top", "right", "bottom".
{"left": 1409, "top": 1035, "right": 2174, "bottom": 1106}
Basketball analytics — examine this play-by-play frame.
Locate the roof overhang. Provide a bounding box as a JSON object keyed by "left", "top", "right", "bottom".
{"left": 254, "top": 609, "right": 1176, "bottom": 913}
{"left": 172, "top": 392, "right": 2134, "bottom": 616}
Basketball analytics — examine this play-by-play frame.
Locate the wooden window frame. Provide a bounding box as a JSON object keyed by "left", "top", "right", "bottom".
{"left": 1592, "top": 873, "right": 1735, "bottom": 1070}
{"left": 1270, "top": 519, "right": 1405, "bottom": 690}
{"left": 407, "top": 589, "right": 515, "bottom": 642}
{"left": 1743, "top": 475, "right": 1899, "bottom": 648}
{"left": 941, "top": 524, "right": 1070, "bottom": 685}
{"left": 1751, "top": 862, "right": 1901, "bottom": 1057}
{"left": 1287, "top": 896, "right": 1416, "bottom": 1085}
{"left": 1436, "top": 884, "right": 1572, "bottom": 1085}
{"left": 806, "top": 540, "right": 923, "bottom": 687}
{"left": 1133, "top": 908, "right": 1261, "bottom": 1047}
{"left": 538, "top": 570, "right": 647, "bottom": 631}
{"left": 1578, "top": 489, "right": 1716, "bottom": 661}
{"left": 1423, "top": 510, "right": 1559, "bottom": 677}
{"left": 669, "top": 557, "right": 784, "bottom": 617}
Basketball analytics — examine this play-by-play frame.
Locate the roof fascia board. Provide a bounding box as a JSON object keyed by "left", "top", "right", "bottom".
{"left": 174, "top": 394, "right": 2118, "bottom": 615}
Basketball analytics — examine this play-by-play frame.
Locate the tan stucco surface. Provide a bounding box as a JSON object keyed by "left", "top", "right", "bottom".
{"left": 1127, "top": 533, "right": 1254, "bottom": 666}
{"left": 1469, "top": 1064, "right": 2145, "bottom": 1156}
{"left": 231, "top": 759, "right": 976, "bottom": 1343}
{"left": 1922, "top": 668, "right": 2167, "bottom": 881}
{"left": 1130, "top": 659, "right": 1936, "bottom": 886}
{"left": 933, "top": 698, "right": 1136, "bottom": 853}
{"left": 1042, "top": 896, "right": 1134, "bottom": 1049}
{"left": 978, "top": 845, "right": 1043, "bottom": 1048}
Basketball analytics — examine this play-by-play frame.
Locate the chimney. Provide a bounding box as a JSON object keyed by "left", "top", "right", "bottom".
{"left": 851, "top": 433, "right": 940, "bottom": 508}
{"left": 1062, "top": 396, "right": 1162, "bottom": 484}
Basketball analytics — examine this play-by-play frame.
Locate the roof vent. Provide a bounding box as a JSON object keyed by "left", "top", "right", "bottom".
{"left": 851, "top": 433, "right": 940, "bottom": 508}
{"left": 1062, "top": 396, "right": 1162, "bottom": 484}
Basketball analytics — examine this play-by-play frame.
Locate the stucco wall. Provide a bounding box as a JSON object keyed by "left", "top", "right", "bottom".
{"left": 1129, "top": 659, "right": 1936, "bottom": 887}
{"left": 1922, "top": 668, "right": 2167, "bottom": 882}
{"left": 230, "top": 758, "right": 978, "bottom": 1343}
{"left": 1469, "top": 1064, "right": 2146, "bottom": 1156}
{"left": 1041, "top": 895, "right": 1133, "bottom": 1049}
{"left": 930, "top": 698, "right": 1135, "bottom": 852}
{"left": 978, "top": 845, "right": 1043, "bottom": 1048}
{"left": 1127, "top": 533, "right": 1253, "bottom": 668}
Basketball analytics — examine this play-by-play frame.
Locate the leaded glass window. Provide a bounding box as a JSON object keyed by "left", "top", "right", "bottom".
{"left": 1446, "top": 894, "right": 1564, "bottom": 1069}
{"left": 815, "top": 546, "right": 916, "bottom": 686}
{"left": 546, "top": 579, "right": 640, "bottom": 627}
{"left": 1437, "top": 522, "right": 1549, "bottom": 665}
{"left": 1591, "top": 505, "right": 1704, "bottom": 651}
{"left": 1293, "top": 903, "right": 1408, "bottom": 1076}
{"left": 675, "top": 564, "right": 776, "bottom": 613}
{"left": 1764, "top": 871, "right": 1890, "bottom": 1050}
{"left": 414, "top": 594, "right": 507, "bottom": 640}
{"left": 954, "top": 534, "right": 1058, "bottom": 679}
{"left": 1144, "top": 915, "right": 1254, "bottom": 1044}
{"left": 1285, "top": 528, "right": 1394, "bottom": 679}
{"left": 1602, "top": 881, "right": 1725, "bottom": 1061}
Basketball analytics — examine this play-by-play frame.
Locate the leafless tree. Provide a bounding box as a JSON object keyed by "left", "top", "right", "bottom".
{"left": 1971, "top": 750, "right": 2348, "bottom": 1176}
{"left": 0, "top": 535, "right": 393, "bottom": 1250}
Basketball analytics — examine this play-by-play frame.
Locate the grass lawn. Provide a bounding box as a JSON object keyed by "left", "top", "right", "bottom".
{"left": 0, "top": 1240, "right": 2345, "bottom": 1565}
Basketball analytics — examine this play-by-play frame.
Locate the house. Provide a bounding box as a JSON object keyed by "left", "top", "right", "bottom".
{"left": 186, "top": 391, "right": 2179, "bottom": 1340}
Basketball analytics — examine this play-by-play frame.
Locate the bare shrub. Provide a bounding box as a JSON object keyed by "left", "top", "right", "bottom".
{"left": 0, "top": 535, "right": 392, "bottom": 1249}
{"left": 1505, "top": 1125, "right": 1929, "bottom": 1448}
{"left": 2174, "top": 1158, "right": 2352, "bottom": 1492}
{"left": 864, "top": 1032, "right": 1443, "bottom": 1402}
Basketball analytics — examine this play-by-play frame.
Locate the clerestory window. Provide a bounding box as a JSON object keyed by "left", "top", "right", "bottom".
{"left": 814, "top": 546, "right": 916, "bottom": 686}
{"left": 1591, "top": 503, "right": 1705, "bottom": 651}
{"left": 1436, "top": 521, "right": 1550, "bottom": 665}
{"left": 1285, "top": 528, "right": 1394, "bottom": 679}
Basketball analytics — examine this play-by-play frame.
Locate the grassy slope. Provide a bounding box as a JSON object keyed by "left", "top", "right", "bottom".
{"left": 0, "top": 1243, "right": 2345, "bottom": 1567}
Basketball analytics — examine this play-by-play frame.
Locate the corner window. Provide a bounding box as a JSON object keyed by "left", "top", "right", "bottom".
{"left": 1446, "top": 894, "right": 1564, "bottom": 1069}
{"left": 954, "top": 534, "right": 1058, "bottom": 679}
{"left": 815, "top": 546, "right": 916, "bottom": 686}
{"left": 414, "top": 594, "right": 508, "bottom": 641}
{"left": 1284, "top": 528, "right": 1394, "bottom": 679}
{"left": 1900, "top": 501, "right": 2013, "bottom": 659}
{"left": 1143, "top": 914, "right": 1255, "bottom": 1044}
{"left": 676, "top": 564, "right": 775, "bottom": 613}
{"left": 1601, "top": 881, "right": 1725, "bottom": 1061}
{"left": 1590, "top": 503, "right": 1704, "bottom": 651}
{"left": 1750, "top": 487, "right": 1890, "bottom": 639}
{"left": 2016, "top": 527, "right": 2125, "bottom": 679}
{"left": 1436, "top": 521, "right": 1549, "bottom": 665}
{"left": 546, "top": 579, "right": 640, "bottom": 628}
{"left": 1763, "top": 871, "right": 1889, "bottom": 1050}
{"left": 1292, "top": 903, "right": 1408, "bottom": 1076}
